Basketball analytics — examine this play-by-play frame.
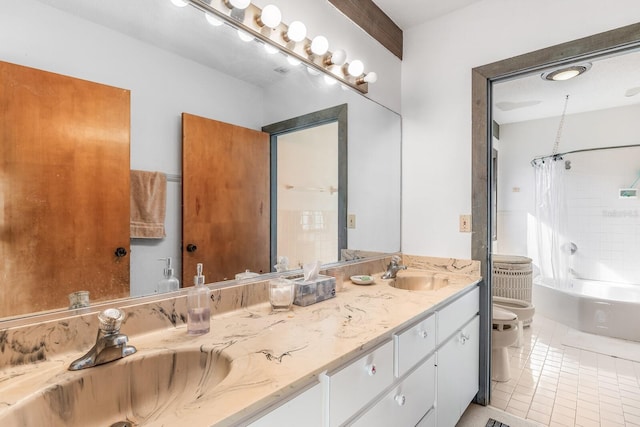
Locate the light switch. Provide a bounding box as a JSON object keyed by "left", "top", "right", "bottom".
{"left": 459, "top": 215, "right": 471, "bottom": 232}
{"left": 347, "top": 214, "right": 356, "bottom": 229}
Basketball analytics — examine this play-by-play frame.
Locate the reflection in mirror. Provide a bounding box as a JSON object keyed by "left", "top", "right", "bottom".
{"left": 0, "top": 0, "right": 401, "bottom": 322}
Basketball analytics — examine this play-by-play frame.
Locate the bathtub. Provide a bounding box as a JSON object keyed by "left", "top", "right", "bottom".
{"left": 533, "top": 277, "right": 640, "bottom": 342}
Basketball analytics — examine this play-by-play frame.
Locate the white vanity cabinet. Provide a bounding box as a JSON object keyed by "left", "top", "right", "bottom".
{"left": 248, "top": 382, "right": 323, "bottom": 427}
{"left": 435, "top": 287, "right": 480, "bottom": 427}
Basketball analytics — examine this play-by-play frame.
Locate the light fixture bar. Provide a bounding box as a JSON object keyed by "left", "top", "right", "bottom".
{"left": 185, "top": 0, "right": 370, "bottom": 93}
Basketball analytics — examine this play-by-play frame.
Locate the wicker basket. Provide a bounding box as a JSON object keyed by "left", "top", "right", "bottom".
{"left": 492, "top": 255, "right": 533, "bottom": 303}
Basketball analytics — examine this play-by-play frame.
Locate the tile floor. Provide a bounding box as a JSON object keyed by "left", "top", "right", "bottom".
{"left": 490, "top": 315, "right": 640, "bottom": 426}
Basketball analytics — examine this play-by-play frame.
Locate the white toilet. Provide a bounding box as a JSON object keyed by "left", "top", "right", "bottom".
{"left": 492, "top": 306, "right": 519, "bottom": 382}
{"left": 493, "top": 296, "right": 535, "bottom": 347}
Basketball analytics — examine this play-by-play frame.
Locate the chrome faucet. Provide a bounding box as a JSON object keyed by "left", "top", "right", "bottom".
{"left": 68, "top": 308, "right": 136, "bottom": 371}
{"left": 381, "top": 255, "right": 407, "bottom": 279}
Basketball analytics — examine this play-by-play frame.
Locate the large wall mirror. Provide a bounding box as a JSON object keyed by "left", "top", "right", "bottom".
{"left": 0, "top": 0, "right": 401, "bottom": 322}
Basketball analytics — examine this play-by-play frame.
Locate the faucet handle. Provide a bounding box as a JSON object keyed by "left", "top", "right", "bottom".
{"left": 98, "top": 308, "right": 125, "bottom": 333}
{"left": 390, "top": 255, "right": 402, "bottom": 265}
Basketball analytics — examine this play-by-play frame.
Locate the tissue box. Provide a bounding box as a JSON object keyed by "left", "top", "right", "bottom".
{"left": 293, "top": 275, "right": 336, "bottom": 307}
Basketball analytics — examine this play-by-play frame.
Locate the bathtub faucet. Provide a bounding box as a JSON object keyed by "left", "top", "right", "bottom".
{"left": 382, "top": 255, "right": 407, "bottom": 279}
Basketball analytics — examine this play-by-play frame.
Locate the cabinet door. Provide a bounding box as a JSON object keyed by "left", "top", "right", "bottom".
{"left": 248, "top": 383, "right": 322, "bottom": 427}
{"left": 436, "top": 315, "right": 479, "bottom": 427}
{"left": 353, "top": 354, "right": 435, "bottom": 427}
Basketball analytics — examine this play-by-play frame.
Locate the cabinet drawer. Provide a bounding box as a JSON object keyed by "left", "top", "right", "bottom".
{"left": 352, "top": 354, "right": 435, "bottom": 427}
{"left": 325, "top": 340, "right": 394, "bottom": 427}
{"left": 394, "top": 313, "right": 435, "bottom": 377}
{"left": 437, "top": 286, "right": 479, "bottom": 344}
{"left": 248, "top": 382, "right": 322, "bottom": 427}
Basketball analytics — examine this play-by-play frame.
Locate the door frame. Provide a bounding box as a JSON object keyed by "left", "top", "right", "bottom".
{"left": 262, "top": 104, "right": 348, "bottom": 271}
{"left": 471, "top": 23, "right": 640, "bottom": 405}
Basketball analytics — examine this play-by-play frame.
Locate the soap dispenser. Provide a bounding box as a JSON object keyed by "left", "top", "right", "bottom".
{"left": 187, "top": 263, "right": 210, "bottom": 335}
{"left": 157, "top": 257, "right": 180, "bottom": 293}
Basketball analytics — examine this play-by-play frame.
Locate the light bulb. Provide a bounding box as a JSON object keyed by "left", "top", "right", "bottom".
{"left": 237, "top": 29, "right": 254, "bottom": 42}
{"left": 170, "top": 0, "right": 188, "bottom": 7}
{"left": 357, "top": 71, "right": 378, "bottom": 85}
{"left": 205, "top": 13, "right": 223, "bottom": 26}
{"left": 364, "top": 72, "right": 378, "bottom": 83}
{"left": 324, "top": 75, "right": 338, "bottom": 86}
{"left": 347, "top": 60, "right": 364, "bottom": 77}
{"left": 264, "top": 43, "right": 279, "bottom": 54}
{"left": 225, "top": 0, "right": 250, "bottom": 9}
{"left": 259, "top": 5, "right": 281, "bottom": 28}
{"left": 286, "top": 21, "right": 307, "bottom": 43}
{"left": 327, "top": 49, "right": 346, "bottom": 66}
{"left": 310, "top": 36, "right": 329, "bottom": 55}
{"left": 287, "top": 56, "right": 301, "bottom": 66}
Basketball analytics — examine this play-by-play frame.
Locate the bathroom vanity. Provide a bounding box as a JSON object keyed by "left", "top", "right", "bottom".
{"left": 0, "top": 257, "right": 480, "bottom": 427}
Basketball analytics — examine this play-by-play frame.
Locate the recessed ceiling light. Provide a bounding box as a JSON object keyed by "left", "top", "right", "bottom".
{"left": 541, "top": 63, "right": 591, "bottom": 81}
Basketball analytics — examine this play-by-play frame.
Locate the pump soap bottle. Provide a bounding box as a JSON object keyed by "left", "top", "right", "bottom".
{"left": 158, "top": 257, "right": 180, "bottom": 293}
{"left": 187, "top": 263, "right": 210, "bottom": 335}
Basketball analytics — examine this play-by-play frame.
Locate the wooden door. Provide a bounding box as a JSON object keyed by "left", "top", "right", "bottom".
{"left": 0, "top": 61, "right": 131, "bottom": 318}
{"left": 182, "top": 113, "right": 270, "bottom": 283}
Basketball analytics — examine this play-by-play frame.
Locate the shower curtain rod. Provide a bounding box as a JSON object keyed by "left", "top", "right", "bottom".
{"left": 530, "top": 143, "right": 640, "bottom": 166}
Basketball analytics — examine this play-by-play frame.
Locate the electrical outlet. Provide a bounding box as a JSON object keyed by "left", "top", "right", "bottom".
{"left": 459, "top": 214, "right": 472, "bottom": 232}
{"left": 347, "top": 214, "right": 356, "bottom": 229}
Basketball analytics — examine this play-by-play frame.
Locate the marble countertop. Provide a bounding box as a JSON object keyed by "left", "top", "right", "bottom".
{"left": 0, "top": 271, "right": 480, "bottom": 426}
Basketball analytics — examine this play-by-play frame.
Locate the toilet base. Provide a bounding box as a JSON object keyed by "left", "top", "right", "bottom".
{"left": 491, "top": 347, "right": 511, "bottom": 382}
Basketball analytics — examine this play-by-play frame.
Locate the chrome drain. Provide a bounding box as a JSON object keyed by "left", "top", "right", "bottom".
{"left": 110, "top": 422, "right": 133, "bottom": 427}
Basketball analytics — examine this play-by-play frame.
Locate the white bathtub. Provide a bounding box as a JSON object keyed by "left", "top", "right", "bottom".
{"left": 533, "top": 277, "right": 640, "bottom": 342}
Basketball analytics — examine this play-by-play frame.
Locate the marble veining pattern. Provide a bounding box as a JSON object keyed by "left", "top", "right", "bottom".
{"left": 0, "top": 256, "right": 480, "bottom": 426}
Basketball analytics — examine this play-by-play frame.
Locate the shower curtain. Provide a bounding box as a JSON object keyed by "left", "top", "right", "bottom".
{"left": 534, "top": 158, "right": 570, "bottom": 288}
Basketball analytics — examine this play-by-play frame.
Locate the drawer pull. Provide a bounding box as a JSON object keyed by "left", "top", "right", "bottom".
{"left": 419, "top": 330, "right": 428, "bottom": 339}
{"left": 395, "top": 394, "right": 406, "bottom": 406}
{"left": 460, "top": 332, "right": 470, "bottom": 344}
{"left": 365, "top": 363, "right": 377, "bottom": 376}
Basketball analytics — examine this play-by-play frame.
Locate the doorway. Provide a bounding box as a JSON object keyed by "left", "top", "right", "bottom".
{"left": 263, "top": 104, "right": 348, "bottom": 271}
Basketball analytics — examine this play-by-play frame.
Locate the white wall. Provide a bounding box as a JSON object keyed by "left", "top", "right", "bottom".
{"left": 497, "top": 104, "right": 640, "bottom": 284}
{"left": 401, "top": 0, "right": 640, "bottom": 259}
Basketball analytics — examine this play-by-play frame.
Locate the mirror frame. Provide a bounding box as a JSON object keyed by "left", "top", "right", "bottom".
{"left": 471, "top": 22, "right": 640, "bottom": 405}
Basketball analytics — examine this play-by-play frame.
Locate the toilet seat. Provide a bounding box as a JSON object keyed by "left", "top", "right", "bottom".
{"left": 493, "top": 296, "right": 535, "bottom": 327}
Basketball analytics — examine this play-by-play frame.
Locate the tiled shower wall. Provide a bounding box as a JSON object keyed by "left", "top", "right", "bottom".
{"left": 564, "top": 148, "right": 640, "bottom": 284}
{"left": 277, "top": 209, "right": 338, "bottom": 268}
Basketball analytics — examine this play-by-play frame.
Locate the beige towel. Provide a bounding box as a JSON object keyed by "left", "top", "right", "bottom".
{"left": 130, "top": 170, "right": 167, "bottom": 238}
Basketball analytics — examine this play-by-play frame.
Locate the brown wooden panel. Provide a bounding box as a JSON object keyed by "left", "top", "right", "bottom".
{"left": 182, "top": 113, "right": 270, "bottom": 283}
{"left": 328, "top": 0, "right": 403, "bottom": 60}
{"left": 0, "top": 61, "right": 130, "bottom": 318}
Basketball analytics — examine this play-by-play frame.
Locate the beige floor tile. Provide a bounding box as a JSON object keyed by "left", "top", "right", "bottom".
{"left": 575, "top": 405, "right": 599, "bottom": 422}
{"left": 507, "top": 398, "right": 531, "bottom": 412}
{"left": 555, "top": 396, "right": 577, "bottom": 410}
{"left": 490, "top": 397, "right": 509, "bottom": 410}
{"left": 622, "top": 395, "right": 640, "bottom": 409}
{"left": 600, "top": 409, "right": 625, "bottom": 423}
{"left": 625, "top": 404, "right": 640, "bottom": 417}
{"left": 552, "top": 403, "right": 576, "bottom": 418}
{"left": 533, "top": 393, "right": 556, "bottom": 407}
{"left": 574, "top": 415, "right": 600, "bottom": 427}
{"left": 526, "top": 408, "right": 551, "bottom": 425}
{"left": 550, "top": 409, "right": 575, "bottom": 426}
{"left": 491, "top": 389, "right": 511, "bottom": 402}
{"left": 505, "top": 404, "right": 528, "bottom": 419}
{"left": 530, "top": 400, "right": 553, "bottom": 415}
{"left": 600, "top": 401, "right": 623, "bottom": 415}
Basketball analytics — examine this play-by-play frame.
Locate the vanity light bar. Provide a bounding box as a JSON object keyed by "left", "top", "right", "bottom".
{"left": 184, "top": 0, "right": 373, "bottom": 94}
